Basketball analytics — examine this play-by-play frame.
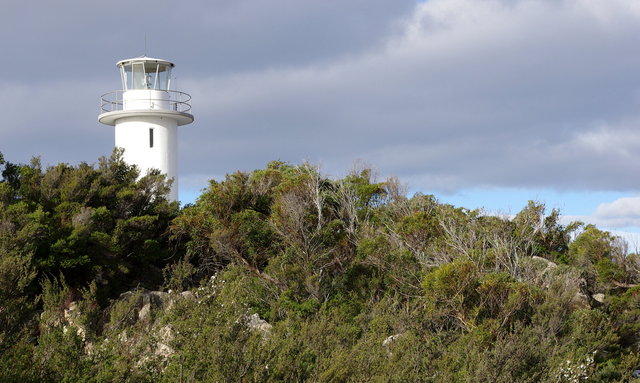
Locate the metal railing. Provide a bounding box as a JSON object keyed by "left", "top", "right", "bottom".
{"left": 100, "top": 90, "right": 192, "bottom": 114}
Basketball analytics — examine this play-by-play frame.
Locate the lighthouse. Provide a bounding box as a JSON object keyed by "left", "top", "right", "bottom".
{"left": 98, "top": 56, "right": 193, "bottom": 201}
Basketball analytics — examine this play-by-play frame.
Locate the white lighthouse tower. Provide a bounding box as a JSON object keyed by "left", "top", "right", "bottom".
{"left": 98, "top": 56, "right": 193, "bottom": 201}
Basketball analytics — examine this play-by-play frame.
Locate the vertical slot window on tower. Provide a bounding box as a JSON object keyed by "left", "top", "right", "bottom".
{"left": 149, "top": 128, "right": 154, "bottom": 148}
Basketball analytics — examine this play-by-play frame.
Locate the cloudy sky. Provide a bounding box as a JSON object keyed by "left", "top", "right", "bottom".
{"left": 2, "top": 0, "right": 640, "bottom": 242}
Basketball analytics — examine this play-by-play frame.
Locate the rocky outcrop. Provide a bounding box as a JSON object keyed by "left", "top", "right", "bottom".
{"left": 97, "top": 288, "right": 196, "bottom": 367}
{"left": 62, "top": 301, "right": 87, "bottom": 341}
{"left": 117, "top": 290, "right": 166, "bottom": 325}
{"left": 521, "top": 256, "right": 558, "bottom": 289}
{"left": 155, "top": 324, "right": 175, "bottom": 358}
{"left": 245, "top": 313, "right": 272, "bottom": 338}
{"left": 530, "top": 256, "right": 557, "bottom": 271}
{"left": 111, "top": 289, "right": 195, "bottom": 329}
{"left": 383, "top": 334, "right": 404, "bottom": 356}
{"left": 522, "top": 257, "right": 605, "bottom": 310}
{"left": 570, "top": 291, "right": 591, "bottom": 310}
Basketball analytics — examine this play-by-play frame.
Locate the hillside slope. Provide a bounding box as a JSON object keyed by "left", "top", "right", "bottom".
{"left": 1, "top": 153, "right": 639, "bottom": 382}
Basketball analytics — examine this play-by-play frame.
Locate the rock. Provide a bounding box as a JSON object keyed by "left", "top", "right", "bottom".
{"left": 138, "top": 302, "right": 152, "bottom": 322}
{"left": 158, "top": 324, "right": 174, "bottom": 343}
{"left": 383, "top": 334, "right": 404, "bottom": 356}
{"left": 155, "top": 343, "right": 174, "bottom": 359}
{"left": 570, "top": 291, "right": 591, "bottom": 310}
{"left": 164, "top": 290, "right": 195, "bottom": 312}
{"left": 246, "top": 313, "right": 272, "bottom": 337}
{"left": 592, "top": 293, "right": 605, "bottom": 304}
{"left": 632, "top": 370, "right": 640, "bottom": 378}
{"left": 63, "top": 301, "right": 79, "bottom": 323}
{"left": 520, "top": 256, "right": 559, "bottom": 288}
{"left": 180, "top": 291, "right": 195, "bottom": 300}
{"left": 114, "top": 289, "right": 174, "bottom": 327}
{"left": 155, "top": 325, "right": 175, "bottom": 358}
{"left": 132, "top": 324, "right": 176, "bottom": 368}
{"left": 146, "top": 290, "right": 170, "bottom": 310}
{"left": 100, "top": 288, "right": 204, "bottom": 370}
{"left": 84, "top": 341, "right": 95, "bottom": 355}
{"left": 62, "top": 301, "right": 87, "bottom": 341}
{"left": 531, "top": 256, "right": 557, "bottom": 270}
{"left": 382, "top": 334, "right": 403, "bottom": 347}
{"left": 106, "top": 288, "right": 200, "bottom": 336}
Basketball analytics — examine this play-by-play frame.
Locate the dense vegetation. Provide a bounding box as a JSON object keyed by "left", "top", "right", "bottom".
{"left": 1, "top": 151, "right": 639, "bottom": 382}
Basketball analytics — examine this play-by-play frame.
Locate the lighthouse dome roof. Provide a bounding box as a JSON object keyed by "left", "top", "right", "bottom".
{"left": 116, "top": 56, "right": 175, "bottom": 68}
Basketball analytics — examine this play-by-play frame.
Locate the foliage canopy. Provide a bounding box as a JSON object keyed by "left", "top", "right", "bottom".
{"left": 1, "top": 153, "right": 639, "bottom": 382}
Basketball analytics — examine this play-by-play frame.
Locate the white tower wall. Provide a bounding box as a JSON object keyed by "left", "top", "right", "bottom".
{"left": 115, "top": 116, "right": 179, "bottom": 200}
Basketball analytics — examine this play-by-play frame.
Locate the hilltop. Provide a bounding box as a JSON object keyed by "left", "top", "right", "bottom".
{"left": 1, "top": 151, "right": 639, "bottom": 382}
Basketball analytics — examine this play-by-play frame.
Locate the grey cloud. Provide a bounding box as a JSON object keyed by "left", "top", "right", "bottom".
{"left": 0, "top": 80, "right": 113, "bottom": 165}
{"left": 0, "top": 0, "right": 414, "bottom": 166}
{"left": 2, "top": 0, "right": 640, "bottom": 199}
{"left": 177, "top": 0, "right": 640, "bottom": 193}
{"left": 0, "top": 0, "right": 415, "bottom": 81}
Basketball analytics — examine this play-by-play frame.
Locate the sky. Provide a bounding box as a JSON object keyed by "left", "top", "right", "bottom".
{"left": 1, "top": 0, "right": 640, "bottom": 245}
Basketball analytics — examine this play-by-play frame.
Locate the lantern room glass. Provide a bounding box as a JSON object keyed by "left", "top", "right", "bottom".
{"left": 119, "top": 62, "right": 172, "bottom": 90}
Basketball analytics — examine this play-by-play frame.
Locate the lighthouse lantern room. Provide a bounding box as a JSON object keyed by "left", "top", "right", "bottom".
{"left": 98, "top": 56, "right": 194, "bottom": 201}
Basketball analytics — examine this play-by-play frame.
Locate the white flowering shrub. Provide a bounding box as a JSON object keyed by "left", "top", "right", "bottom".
{"left": 556, "top": 352, "right": 595, "bottom": 383}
